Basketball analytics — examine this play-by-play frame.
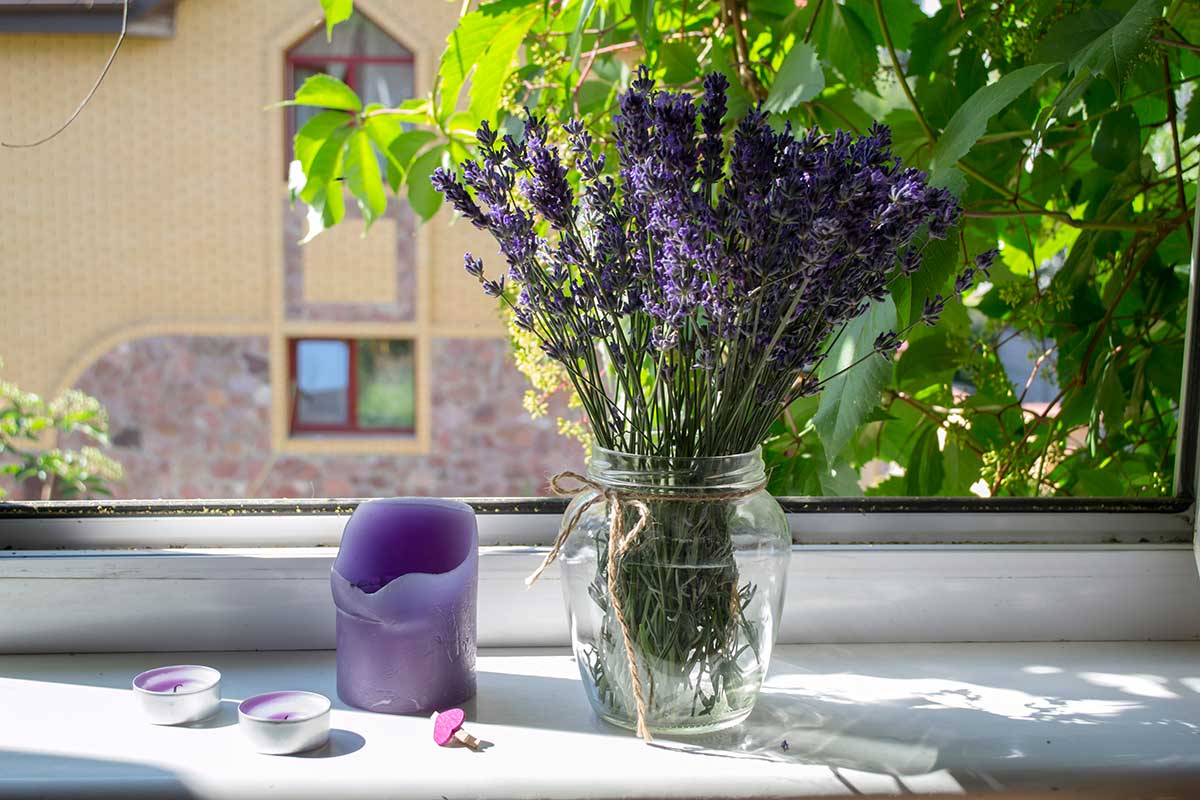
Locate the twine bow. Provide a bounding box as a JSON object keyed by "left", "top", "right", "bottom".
{"left": 526, "top": 471, "right": 653, "bottom": 741}
{"left": 526, "top": 470, "right": 766, "bottom": 743}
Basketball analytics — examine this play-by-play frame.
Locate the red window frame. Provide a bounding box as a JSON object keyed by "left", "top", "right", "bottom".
{"left": 288, "top": 338, "right": 416, "bottom": 436}
{"left": 284, "top": 11, "right": 415, "bottom": 170}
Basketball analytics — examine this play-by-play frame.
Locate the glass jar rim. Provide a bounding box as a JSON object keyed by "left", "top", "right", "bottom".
{"left": 590, "top": 445, "right": 764, "bottom": 462}
{"left": 587, "top": 446, "right": 767, "bottom": 492}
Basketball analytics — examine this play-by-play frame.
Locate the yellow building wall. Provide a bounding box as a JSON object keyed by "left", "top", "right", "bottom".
{"left": 0, "top": 0, "right": 506, "bottom": 404}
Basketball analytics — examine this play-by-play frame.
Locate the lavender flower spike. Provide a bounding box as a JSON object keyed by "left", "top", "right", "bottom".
{"left": 432, "top": 68, "right": 991, "bottom": 458}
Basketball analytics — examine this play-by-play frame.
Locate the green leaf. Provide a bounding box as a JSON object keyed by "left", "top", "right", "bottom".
{"left": 1146, "top": 342, "right": 1184, "bottom": 396}
{"left": 764, "top": 42, "right": 824, "bottom": 113}
{"left": 895, "top": 330, "right": 956, "bottom": 387}
{"left": 894, "top": 233, "right": 959, "bottom": 329}
{"left": 437, "top": 0, "right": 540, "bottom": 123}
{"left": 568, "top": 0, "right": 598, "bottom": 68}
{"left": 853, "top": 0, "right": 921, "bottom": 50}
{"left": 632, "top": 0, "right": 659, "bottom": 46}
{"left": 1091, "top": 106, "right": 1140, "bottom": 171}
{"left": 1098, "top": 359, "right": 1125, "bottom": 435}
{"left": 813, "top": 297, "right": 897, "bottom": 460}
{"left": 1072, "top": 467, "right": 1126, "bottom": 497}
{"left": 1184, "top": 82, "right": 1200, "bottom": 141}
{"left": 834, "top": 3, "right": 879, "bottom": 87}
{"left": 318, "top": 0, "right": 353, "bottom": 41}
{"left": 905, "top": 425, "right": 945, "bottom": 495}
{"left": 1069, "top": 0, "right": 1164, "bottom": 86}
{"left": 804, "top": 2, "right": 876, "bottom": 90}
{"left": 658, "top": 42, "right": 699, "bottom": 85}
{"left": 389, "top": 130, "right": 439, "bottom": 169}
{"left": 282, "top": 74, "right": 362, "bottom": 113}
{"left": 406, "top": 144, "right": 448, "bottom": 222}
{"left": 1048, "top": 0, "right": 1166, "bottom": 124}
{"left": 344, "top": 129, "right": 387, "bottom": 228}
{"left": 928, "top": 63, "right": 1058, "bottom": 181}
{"left": 299, "top": 124, "right": 351, "bottom": 204}
{"left": 931, "top": 167, "right": 967, "bottom": 199}
{"left": 816, "top": 443, "right": 864, "bottom": 497}
{"left": 363, "top": 113, "right": 403, "bottom": 190}
{"left": 294, "top": 110, "right": 352, "bottom": 177}
{"left": 379, "top": 129, "right": 438, "bottom": 192}
{"left": 468, "top": 6, "right": 540, "bottom": 124}
{"left": 301, "top": 180, "right": 346, "bottom": 244}
{"left": 1032, "top": 9, "right": 1122, "bottom": 64}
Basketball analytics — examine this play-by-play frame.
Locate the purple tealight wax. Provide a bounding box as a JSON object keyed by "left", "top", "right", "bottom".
{"left": 238, "top": 691, "right": 331, "bottom": 754}
{"left": 132, "top": 665, "right": 222, "bottom": 725}
{"left": 331, "top": 498, "right": 478, "bottom": 714}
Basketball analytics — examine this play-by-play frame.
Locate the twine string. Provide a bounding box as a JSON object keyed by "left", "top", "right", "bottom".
{"left": 527, "top": 470, "right": 766, "bottom": 743}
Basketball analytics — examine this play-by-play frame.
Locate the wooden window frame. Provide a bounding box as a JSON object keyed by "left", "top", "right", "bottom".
{"left": 287, "top": 337, "right": 416, "bottom": 436}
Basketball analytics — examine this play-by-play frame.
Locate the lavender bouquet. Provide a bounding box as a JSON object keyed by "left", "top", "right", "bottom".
{"left": 435, "top": 68, "right": 984, "bottom": 733}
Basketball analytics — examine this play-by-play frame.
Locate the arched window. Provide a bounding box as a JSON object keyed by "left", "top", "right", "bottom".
{"left": 285, "top": 11, "right": 414, "bottom": 163}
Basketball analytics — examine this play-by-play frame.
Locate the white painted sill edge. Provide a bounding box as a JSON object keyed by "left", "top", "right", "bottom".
{"left": 0, "top": 507, "right": 1192, "bottom": 547}
{"left": 2, "top": 543, "right": 1198, "bottom": 653}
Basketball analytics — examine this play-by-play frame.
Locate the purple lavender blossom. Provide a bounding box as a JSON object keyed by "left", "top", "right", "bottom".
{"left": 921, "top": 295, "right": 946, "bottom": 326}
{"left": 433, "top": 69, "right": 987, "bottom": 455}
{"left": 463, "top": 253, "right": 484, "bottom": 280}
{"left": 975, "top": 248, "right": 998, "bottom": 276}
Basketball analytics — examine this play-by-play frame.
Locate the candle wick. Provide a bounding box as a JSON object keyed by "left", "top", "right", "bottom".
{"left": 282, "top": 714, "right": 289, "bottom": 720}
{"left": 172, "top": 683, "right": 183, "bottom": 693}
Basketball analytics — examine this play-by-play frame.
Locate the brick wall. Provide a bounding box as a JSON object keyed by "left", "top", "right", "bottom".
{"left": 72, "top": 335, "right": 585, "bottom": 498}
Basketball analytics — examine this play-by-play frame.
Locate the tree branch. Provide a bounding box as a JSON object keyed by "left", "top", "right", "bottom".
{"left": 874, "top": 0, "right": 936, "bottom": 143}
{"left": 959, "top": 163, "right": 1169, "bottom": 232}
{"left": 802, "top": 0, "right": 824, "bottom": 44}
{"left": 721, "top": 0, "right": 767, "bottom": 101}
{"left": 961, "top": 207, "right": 1163, "bottom": 231}
{"left": 1153, "top": 35, "right": 1200, "bottom": 54}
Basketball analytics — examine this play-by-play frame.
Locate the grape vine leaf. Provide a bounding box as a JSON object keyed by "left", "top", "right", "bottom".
{"left": 928, "top": 63, "right": 1057, "bottom": 182}
{"left": 438, "top": 0, "right": 540, "bottom": 124}
{"left": 764, "top": 42, "right": 824, "bottom": 112}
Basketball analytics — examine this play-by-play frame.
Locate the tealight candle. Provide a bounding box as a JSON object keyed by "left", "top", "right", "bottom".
{"left": 132, "top": 665, "right": 222, "bottom": 725}
{"left": 238, "top": 691, "right": 331, "bottom": 755}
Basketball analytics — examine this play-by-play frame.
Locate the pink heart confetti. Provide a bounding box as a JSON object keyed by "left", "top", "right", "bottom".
{"left": 432, "top": 708, "right": 466, "bottom": 746}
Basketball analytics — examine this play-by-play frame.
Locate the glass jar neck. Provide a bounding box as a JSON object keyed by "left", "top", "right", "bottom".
{"left": 587, "top": 447, "right": 767, "bottom": 492}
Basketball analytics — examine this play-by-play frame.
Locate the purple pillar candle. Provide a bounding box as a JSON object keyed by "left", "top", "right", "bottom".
{"left": 331, "top": 498, "right": 478, "bottom": 714}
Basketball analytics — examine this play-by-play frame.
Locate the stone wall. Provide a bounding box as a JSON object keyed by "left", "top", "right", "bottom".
{"left": 72, "top": 335, "right": 584, "bottom": 499}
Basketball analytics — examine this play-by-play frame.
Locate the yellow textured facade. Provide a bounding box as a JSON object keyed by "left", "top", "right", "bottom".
{"left": 303, "top": 217, "right": 399, "bottom": 305}
{"left": 0, "top": 0, "right": 507, "bottom": 454}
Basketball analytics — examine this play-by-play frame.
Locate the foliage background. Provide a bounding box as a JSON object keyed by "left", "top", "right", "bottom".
{"left": 291, "top": 0, "right": 1199, "bottom": 498}
{"left": 0, "top": 358, "right": 122, "bottom": 500}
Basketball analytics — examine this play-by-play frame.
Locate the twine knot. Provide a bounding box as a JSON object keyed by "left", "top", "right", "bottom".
{"left": 527, "top": 469, "right": 766, "bottom": 743}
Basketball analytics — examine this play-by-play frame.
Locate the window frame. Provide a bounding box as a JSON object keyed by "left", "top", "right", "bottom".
{"left": 287, "top": 336, "right": 417, "bottom": 436}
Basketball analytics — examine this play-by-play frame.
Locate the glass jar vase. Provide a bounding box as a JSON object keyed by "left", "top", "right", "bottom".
{"left": 556, "top": 446, "right": 791, "bottom": 736}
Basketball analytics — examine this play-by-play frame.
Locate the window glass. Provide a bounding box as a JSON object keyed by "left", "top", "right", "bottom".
{"left": 356, "top": 340, "right": 415, "bottom": 431}
{"left": 360, "top": 63, "right": 413, "bottom": 109}
{"left": 294, "top": 340, "right": 350, "bottom": 428}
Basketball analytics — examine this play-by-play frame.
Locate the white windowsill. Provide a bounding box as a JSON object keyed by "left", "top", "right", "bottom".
{"left": 4, "top": 544, "right": 1200, "bottom": 652}
{"left": 2, "top": 643, "right": 1198, "bottom": 798}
